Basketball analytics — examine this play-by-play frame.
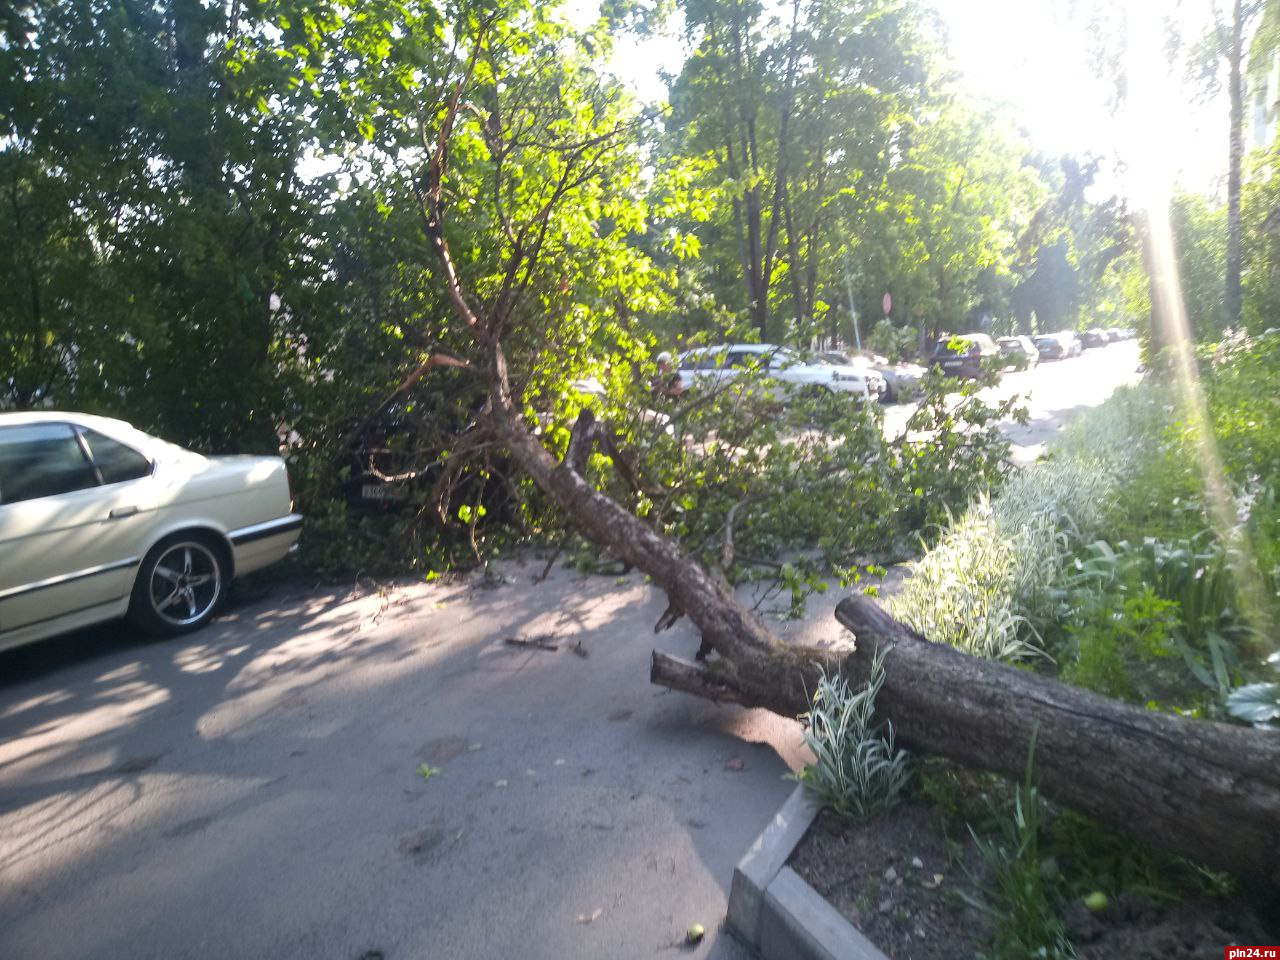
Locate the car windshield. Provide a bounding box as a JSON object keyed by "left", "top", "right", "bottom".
{"left": 934, "top": 336, "right": 975, "bottom": 356}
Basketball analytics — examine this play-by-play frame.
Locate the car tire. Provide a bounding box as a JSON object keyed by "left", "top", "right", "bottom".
{"left": 127, "top": 534, "right": 229, "bottom": 636}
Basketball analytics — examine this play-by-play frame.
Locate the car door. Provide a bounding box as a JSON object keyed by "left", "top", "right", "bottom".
{"left": 0, "top": 423, "right": 158, "bottom": 635}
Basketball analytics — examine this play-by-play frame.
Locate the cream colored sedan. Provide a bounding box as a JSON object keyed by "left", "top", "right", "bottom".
{"left": 0, "top": 412, "right": 301, "bottom": 652}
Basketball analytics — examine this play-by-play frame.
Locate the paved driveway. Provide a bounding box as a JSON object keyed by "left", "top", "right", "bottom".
{"left": 0, "top": 566, "right": 815, "bottom": 960}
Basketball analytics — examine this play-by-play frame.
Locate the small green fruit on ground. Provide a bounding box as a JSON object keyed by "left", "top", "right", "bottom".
{"left": 686, "top": 923, "right": 705, "bottom": 944}
{"left": 1084, "top": 891, "right": 1109, "bottom": 912}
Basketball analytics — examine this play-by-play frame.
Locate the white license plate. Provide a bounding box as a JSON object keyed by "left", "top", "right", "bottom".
{"left": 362, "top": 483, "right": 392, "bottom": 500}
{"left": 942, "top": 360, "right": 960, "bottom": 369}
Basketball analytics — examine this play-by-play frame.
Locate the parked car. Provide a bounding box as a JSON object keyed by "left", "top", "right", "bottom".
{"left": 1081, "top": 328, "right": 1110, "bottom": 349}
{"left": 679, "top": 344, "right": 880, "bottom": 400}
{"left": 930, "top": 333, "right": 1000, "bottom": 378}
{"left": 0, "top": 412, "right": 302, "bottom": 652}
{"left": 1034, "top": 332, "right": 1082, "bottom": 360}
{"left": 996, "top": 336, "right": 1039, "bottom": 370}
{"left": 816, "top": 351, "right": 923, "bottom": 402}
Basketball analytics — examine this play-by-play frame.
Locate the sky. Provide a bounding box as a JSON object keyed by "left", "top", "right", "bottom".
{"left": 580, "top": 0, "right": 1231, "bottom": 200}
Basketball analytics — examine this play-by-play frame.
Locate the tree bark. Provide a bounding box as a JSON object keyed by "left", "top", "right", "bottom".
{"left": 653, "top": 594, "right": 1280, "bottom": 895}
{"left": 1227, "top": 0, "right": 1245, "bottom": 331}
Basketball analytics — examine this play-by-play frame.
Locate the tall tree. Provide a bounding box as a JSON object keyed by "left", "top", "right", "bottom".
{"left": 668, "top": 0, "right": 930, "bottom": 342}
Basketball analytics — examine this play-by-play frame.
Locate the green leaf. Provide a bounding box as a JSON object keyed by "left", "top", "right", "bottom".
{"left": 1226, "top": 683, "right": 1280, "bottom": 725}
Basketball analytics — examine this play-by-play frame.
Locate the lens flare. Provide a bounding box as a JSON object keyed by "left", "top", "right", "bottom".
{"left": 1123, "top": 4, "right": 1275, "bottom": 657}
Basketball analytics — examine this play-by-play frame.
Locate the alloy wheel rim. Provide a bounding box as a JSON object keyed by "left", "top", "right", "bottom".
{"left": 148, "top": 542, "right": 221, "bottom": 626}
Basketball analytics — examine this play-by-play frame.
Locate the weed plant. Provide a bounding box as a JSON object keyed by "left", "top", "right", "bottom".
{"left": 961, "top": 740, "right": 1076, "bottom": 960}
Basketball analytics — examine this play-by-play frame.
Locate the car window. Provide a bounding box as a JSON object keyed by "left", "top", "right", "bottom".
{"left": 688, "top": 350, "right": 723, "bottom": 370}
{"left": 80, "top": 428, "right": 152, "bottom": 484}
{"left": 0, "top": 424, "right": 99, "bottom": 505}
{"left": 727, "top": 351, "right": 756, "bottom": 369}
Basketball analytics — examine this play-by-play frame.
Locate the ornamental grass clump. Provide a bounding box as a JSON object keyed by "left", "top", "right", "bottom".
{"left": 890, "top": 389, "right": 1155, "bottom": 662}
{"left": 796, "top": 651, "right": 911, "bottom": 818}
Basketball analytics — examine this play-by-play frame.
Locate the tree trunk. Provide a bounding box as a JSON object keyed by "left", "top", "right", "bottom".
{"left": 415, "top": 32, "right": 1279, "bottom": 904}
{"left": 1228, "top": 0, "right": 1245, "bottom": 331}
{"left": 653, "top": 594, "right": 1280, "bottom": 895}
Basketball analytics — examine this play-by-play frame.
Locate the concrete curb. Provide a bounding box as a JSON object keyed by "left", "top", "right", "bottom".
{"left": 727, "top": 784, "right": 890, "bottom": 960}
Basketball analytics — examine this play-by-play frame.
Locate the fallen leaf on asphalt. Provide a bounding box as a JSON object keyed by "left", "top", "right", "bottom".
{"left": 494, "top": 779, "right": 508, "bottom": 788}
{"left": 575, "top": 908, "right": 603, "bottom": 925}
{"left": 416, "top": 764, "right": 441, "bottom": 782}
{"left": 724, "top": 757, "right": 745, "bottom": 771}
{"left": 922, "top": 873, "right": 944, "bottom": 889}
{"left": 554, "top": 758, "right": 566, "bottom": 766}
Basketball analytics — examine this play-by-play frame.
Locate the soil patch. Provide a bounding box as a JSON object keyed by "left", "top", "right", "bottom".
{"left": 1064, "top": 893, "right": 1272, "bottom": 960}
{"left": 790, "top": 798, "right": 1273, "bottom": 960}
{"left": 789, "top": 800, "right": 989, "bottom": 960}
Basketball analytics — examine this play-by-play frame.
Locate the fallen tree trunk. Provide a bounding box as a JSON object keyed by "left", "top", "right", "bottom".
{"left": 653, "top": 594, "right": 1280, "bottom": 895}
{"left": 409, "top": 45, "right": 1280, "bottom": 900}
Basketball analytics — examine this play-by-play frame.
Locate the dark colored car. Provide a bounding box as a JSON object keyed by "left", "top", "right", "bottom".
{"left": 1034, "top": 334, "right": 1068, "bottom": 360}
{"left": 931, "top": 333, "right": 999, "bottom": 378}
{"left": 1081, "top": 328, "right": 1110, "bottom": 349}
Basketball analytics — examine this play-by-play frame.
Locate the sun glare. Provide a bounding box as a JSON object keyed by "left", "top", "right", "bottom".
{"left": 1122, "top": 1, "right": 1276, "bottom": 650}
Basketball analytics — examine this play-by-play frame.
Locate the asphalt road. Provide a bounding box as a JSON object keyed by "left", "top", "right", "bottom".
{"left": 0, "top": 566, "right": 815, "bottom": 960}
{"left": 0, "top": 341, "right": 1142, "bottom": 960}
{"left": 883, "top": 340, "right": 1144, "bottom": 464}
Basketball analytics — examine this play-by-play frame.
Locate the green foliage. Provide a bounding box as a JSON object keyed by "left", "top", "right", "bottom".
{"left": 903, "top": 332, "right": 1280, "bottom": 723}
{"left": 1227, "top": 681, "right": 1280, "bottom": 727}
{"left": 866, "top": 318, "right": 919, "bottom": 364}
{"left": 1227, "top": 651, "right": 1280, "bottom": 728}
{"left": 890, "top": 427, "right": 1125, "bottom": 661}
{"left": 1047, "top": 811, "right": 1235, "bottom": 905}
{"left": 795, "top": 651, "right": 911, "bottom": 819}
{"left": 961, "top": 741, "right": 1076, "bottom": 960}
{"left": 1061, "top": 582, "right": 1181, "bottom": 702}
{"left": 575, "top": 354, "right": 1016, "bottom": 598}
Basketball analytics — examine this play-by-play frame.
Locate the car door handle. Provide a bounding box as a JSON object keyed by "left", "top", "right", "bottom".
{"left": 108, "top": 506, "right": 139, "bottom": 519}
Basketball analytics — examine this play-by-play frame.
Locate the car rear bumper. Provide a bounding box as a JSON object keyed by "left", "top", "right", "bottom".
{"left": 934, "top": 359, "right": 983, "bottom": 377}
{"left": 229, "top": 514, "right": 303, "bottom": 575}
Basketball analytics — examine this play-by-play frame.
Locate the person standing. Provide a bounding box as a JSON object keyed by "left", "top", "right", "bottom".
{"left": 651, "top": 351, "right": 684, "bottom": 398}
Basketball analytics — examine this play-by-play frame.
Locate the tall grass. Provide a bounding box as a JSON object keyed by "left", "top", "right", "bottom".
{"left": 890, "top": 386, "right": 1171, "bottom": 661}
